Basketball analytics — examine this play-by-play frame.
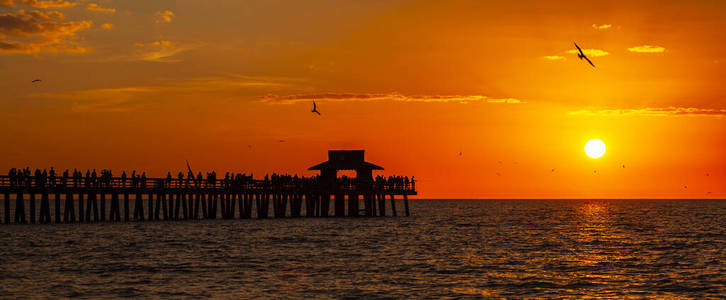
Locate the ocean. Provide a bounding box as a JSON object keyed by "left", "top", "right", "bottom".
{"left": 1, "top": 199, "right": 724, "bottom": 298}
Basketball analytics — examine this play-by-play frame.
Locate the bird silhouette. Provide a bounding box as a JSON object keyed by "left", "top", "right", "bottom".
{"left": 279, "top": 139, "right": 286, "bottom": 143}
{"left": 458, "top": 152, "right": 463, "bottom": 156}
{"left": 622, "top": 164, "right": 626, "bottom": 168}
{"left": 551, "top": 168, "right": 555, "bottom": 172}
{"left": 311, "top": 100, "right": 321, "bottom": 115}
{"left": 574, "top": 42, "right": 596, "bottom": 68}
{"left": 31, "top": 79, "right": 41, "bottom": 83}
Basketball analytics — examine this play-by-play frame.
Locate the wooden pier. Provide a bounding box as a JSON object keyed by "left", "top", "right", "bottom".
{"left": 0, "top": 150, "right": 416, "bottom": 224}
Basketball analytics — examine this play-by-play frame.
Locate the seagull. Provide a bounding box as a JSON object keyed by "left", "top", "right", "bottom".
{"left": 279, "top": 139, "right": 286, "bottom": 143}
{"left": 311, "top": 100, "right": 321, "bottom": 115}
{"left": 31, "top": 79, "right": 42, "bottom": 83}
{"left": 574, "top": 42, "right": 596, "bottom": 68}
{"left": 458, "top": 152, "right": 463, "bottom": 156}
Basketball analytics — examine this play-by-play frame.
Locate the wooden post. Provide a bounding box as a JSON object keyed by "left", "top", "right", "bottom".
{"left": 194, "top": 192, "right": 202, "bottom": 219}
{"left": 134, "top": 192, "right": 144, "bottom": 221}
{"left": 29, "top": 191, "right": 36, "bottom": 223}
{"left": 90, "top": 191, "right": 99, "bottom": 222}
{"left": 200, "top": 193, "right": 208, "bottom": 219}
{"left": 321, "top": 193, "right": 330, "bottom": 217}
{"left": 64, "top": 192, "right": 76, "bottom": 223}
{"left": 3, "top": 191, "right": 9, "bottom": 224}
{"left": 147, "top": 192, "right": 154, "bottom": 221}
{"left": 403, "top": 193, "right": 410, "bottom": 217}
{"left": 78, "top": 192, "right": 84, "bottom": 222}
{"left": 378, "top": 193, "right": 386, "bottom": 217}
{"left": 363, "top": 193, "right": 372, "bottom": 217}
{"left": 181, "top": 191, "right": 188, "bottom": 220}
{"left": 390, "top": 194, "right": 397, "bottom": 217}
{"left": 15, "top": 191, "right": 26, "bottom": 224}
{"left": 348, "top": 193, "right": 358, "bottom": 217}
{"left": 334, "top": 193, "right": 345, "bottom": 217}
{"left": 4, "top": 191, "right": 11, "bottom": 224}
{"left": 99, "top": 191, "right": 106, "bottom": 221}
{"left": 54, "top": 191, "right": 61, "bottom": 223}
{"left": 111, "top": 192, "right": 121, "bottom": 221}
{"left": 123, "top": 191, "right": 130, "bottom": 222}
{"left": 40, "top": 192, "right": 50, "bottom": 223}
{"left": 173, "top": 191, "right": 181, "bottom": 220}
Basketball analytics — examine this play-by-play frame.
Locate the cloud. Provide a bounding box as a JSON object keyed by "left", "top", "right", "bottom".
{"left": 569, "top": 107, "right": 726, "bottom": 117}
{"left": 100, "top": 23, "right": 112, "bottom": 30}
{"left": 132, "top": 40, "right": 199, "bottom": 62}
{"left": 0, "top": 0, "right": 14, "bottom": 6}
{"left": 592, "top": 24, "right": 612, "bottom": 30}
{"left": 154, "top": 10, "right": 174, "bottom": 23}
{"left": 566, "top": 48, "right": 609, "bottom": 57}
{"left": 0, "top": 9, "right": 92, "bottom": 54}
{"left": 260, "top": 93, "right": 526, "bottom": 104}
{"left": 22, "top": 0, "right": 76, "bottom": 8}
{"left": 628, "top": 45, "right": 665, "bottom": 53}
{"left": 86, "top": 3, "right": 115, "bottom": 13}
{"left": 31, "top": 75, "right": 302, "bottom": 112}
{"left": 543, "top": 55, "right": 565, "bottom": 61}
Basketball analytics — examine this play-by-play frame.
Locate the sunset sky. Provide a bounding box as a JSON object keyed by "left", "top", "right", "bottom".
{"left": 1, "top": 0, "right": 724, "bottom": 198}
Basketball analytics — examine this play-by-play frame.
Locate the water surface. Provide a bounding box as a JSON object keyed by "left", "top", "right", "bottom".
{"left": 1, "top": 199, "right": 725, "bottom": 298}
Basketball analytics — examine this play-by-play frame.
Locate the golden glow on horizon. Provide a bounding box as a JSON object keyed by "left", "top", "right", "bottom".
{"left": 584, "top": 139, "right": 606, "bottom": 159}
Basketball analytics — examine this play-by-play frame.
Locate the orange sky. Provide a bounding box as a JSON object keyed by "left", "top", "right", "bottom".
{"left": 1, "top": 0, "right": 724, "bottom": 198}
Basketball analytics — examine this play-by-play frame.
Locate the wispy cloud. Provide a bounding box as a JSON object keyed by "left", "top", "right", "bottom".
{"left": 566, "top": 48, "right": 609, "bottom": 57}
{"left": 21, "top": 0, "right": 76, "bottom": 8}
{"left": 569, "top": 107, "right": 726, "bottom": 117}
{"left": 260, "top": 93, "right": 526, "bottom": 104}
{"left": 100, "top": 23, "right": 113, "bottom": 30}
{"left": 154, "top": 10, "right": 174, "bottom": 23}
{"left": 592, "top": 24, "right": 612, "bottom": 30}
{"left": 131, "top": 40, "right": 200, "bottom": 62}
{"left": 31, "top": 75, "right": 303, "bottom": 112}
{"left": 628, "top": 45, "right": 665, "bottom": 53}
{"left": 0, "top": 9, "right": 92, "bottom": 54}
{"left": 86, "top": 3, "right": 115, "bottom": 13}
{"left": 543, "top": 55, "right": 565, "bottom": 61}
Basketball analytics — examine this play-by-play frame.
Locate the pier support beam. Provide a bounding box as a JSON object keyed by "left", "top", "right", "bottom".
{"left": 390, "top": 194, "right": 397, "bottom": 217}
{"left": 403, "top": 193, "right": 410, "bottom": 217}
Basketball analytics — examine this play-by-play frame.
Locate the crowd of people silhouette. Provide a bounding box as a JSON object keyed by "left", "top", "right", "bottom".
{"left": 5, "top": 168, "right": 416, "bottom": 192}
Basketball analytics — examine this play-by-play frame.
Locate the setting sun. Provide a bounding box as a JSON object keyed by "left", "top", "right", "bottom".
{"left": 584, "top": 139, "right": 606, "bottom": 159}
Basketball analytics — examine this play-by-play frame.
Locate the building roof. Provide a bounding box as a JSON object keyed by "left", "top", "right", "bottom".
{"left": 308, "top": 150, "right": 384, "bottom": 171}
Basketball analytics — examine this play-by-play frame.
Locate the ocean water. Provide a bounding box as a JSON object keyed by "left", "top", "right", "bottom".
{"left": 1, "top": 199, "right": 725, "bottom": 298}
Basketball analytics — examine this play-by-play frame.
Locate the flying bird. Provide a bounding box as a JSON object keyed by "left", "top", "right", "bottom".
{"left": 622, "top": 164, "right": 626, "bottom": 169}
{"left": 31, "top": 79, "right": 41, "bottom": 83}
{"left": 458, "top": 152, "right": 463, "bottom": 156}
{"left": 311, "top": 100, "right": 321, "bottom": 115}
{"left": 551, "top": 168, "right": 555, "bottom": 172}
{"left": 279, "top": 139, "right": 286, "bottom": 143}
{"left": 574, "top": 42, "right": 596, "bottom": 68}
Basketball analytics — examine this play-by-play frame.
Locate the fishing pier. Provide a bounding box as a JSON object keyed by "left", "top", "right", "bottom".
{"left": 0, "top": 150, "right": 416, "bottom": 224}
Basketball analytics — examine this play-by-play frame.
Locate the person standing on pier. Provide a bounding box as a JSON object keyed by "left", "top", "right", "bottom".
{"left": 49, "top": 167, "right": 55, "bottom": 187}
